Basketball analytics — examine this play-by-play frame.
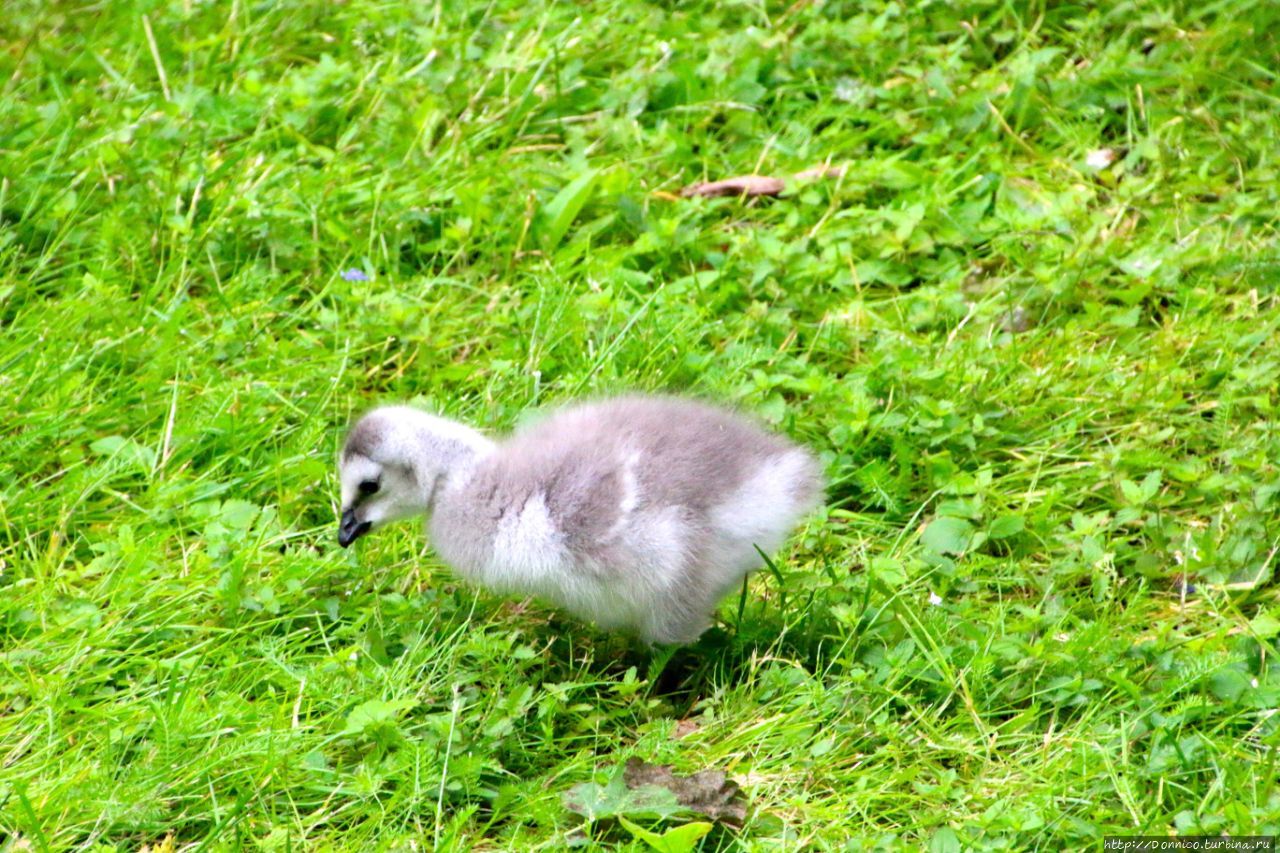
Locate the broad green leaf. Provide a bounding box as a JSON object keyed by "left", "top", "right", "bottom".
{"left": 343, "top": 698, "right": 418, "bottom": 736}
{"left": 1250, "top": 611, "right": 1280, "bottom": 639}
{"left": 618, "top": 816, "right": 713, "bottom": 853}
{"left": 870, "top": 556, "right": 909, "bottom": 587}
{"left": 1120, "top": 479, "right": 1144, "bottom": 505}
{"left": 1140, "top": 470, "right": 1162, "bottom": 502}
{"left": 219, "top": 499, "right": 260, "bottom": 529}
{"left": 90, "top": 435, "right": 156, "bottom": 471}
{"left": 539, "top": 170, "right": 599, "bottom": 250}
{"left": 922, "top": 517, "right": 974, "bottom": 556}
{"left": 929, "top": 826, "right": 961, "bottom": 853}
{"left": 1121, "top": 471, "right": 1162, "bottom": 505}
{"left": 1208, "top": 669, "right": 1249, "bottom": 703}
{"left": 988, "top": 515, "right": 1025, "bottom": 539}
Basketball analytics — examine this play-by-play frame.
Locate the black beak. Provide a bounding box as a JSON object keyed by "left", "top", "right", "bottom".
{"left": 338, "top": 509, "right": 372, "bottom": 548}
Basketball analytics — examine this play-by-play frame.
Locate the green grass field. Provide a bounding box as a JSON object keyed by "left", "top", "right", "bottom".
{"left": 3, "top": 0, "right": 1280, "bottom": 849}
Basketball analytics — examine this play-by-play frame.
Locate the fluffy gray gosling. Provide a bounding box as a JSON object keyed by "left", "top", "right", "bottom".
{"left": 337, "top": 395, "right": 822, "bottom": 644}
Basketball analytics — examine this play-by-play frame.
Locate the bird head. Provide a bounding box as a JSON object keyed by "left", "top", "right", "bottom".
{"left": 337, "top": 406, "right": 491, "bottom": 548}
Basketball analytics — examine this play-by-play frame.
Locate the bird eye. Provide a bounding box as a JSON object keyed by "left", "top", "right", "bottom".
{"left": 358, "top": 479, "right": 380, "bottom": 496}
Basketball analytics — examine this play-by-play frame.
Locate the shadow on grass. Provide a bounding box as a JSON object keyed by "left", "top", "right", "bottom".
{"left": 531, "top": 599, "right": 848, "bottom": 718}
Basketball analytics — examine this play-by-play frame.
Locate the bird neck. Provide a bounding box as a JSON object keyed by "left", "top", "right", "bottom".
{"left": 401, "top": 413, "right": 494, "bottom": 498}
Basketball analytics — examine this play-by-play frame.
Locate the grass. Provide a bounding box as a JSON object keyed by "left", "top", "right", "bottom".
{"left": 2, "top": 0, "right": 1279, "bottom": 848}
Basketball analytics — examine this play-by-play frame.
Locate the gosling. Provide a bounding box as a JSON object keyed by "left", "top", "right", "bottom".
{"left": 336, "top": 395, "right": 822, "bottom": 644}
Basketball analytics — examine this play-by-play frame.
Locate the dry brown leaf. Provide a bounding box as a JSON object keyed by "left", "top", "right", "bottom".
{"left": 680, "top": 175, "right": 786, "bottom": 198}
{"left": 672, "top": 718, "right": 700, "bottom": 739}
{"left": 623, "top": 758, "right": 746, "bottom": 826}
{"left": 677, "top": 163, "right": 844, "bottom": 199}
{"left": 1000, "top": 306, "right": 1033, "bottom": 334}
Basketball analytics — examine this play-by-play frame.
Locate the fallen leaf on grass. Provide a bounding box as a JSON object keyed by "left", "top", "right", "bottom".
{"left": 678, "top": 163, "right": 845, "bottom": 199}
{"left": 1000, "top": 306, "right": 1033, "bottom": 334}
{"left": 564, "top": 760, "right": 748, "bottom": 827}
{"left": 672, "top": 718, "right": 700, "bottom": 739}
{"left": 624, "top": 758, "right": 747, "bottom": 826}
{"left": 563, "top": 772, "right": 686, "bottom": 822}
{"left": 679, "top": 175, "right": 786, "bottom": 198}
